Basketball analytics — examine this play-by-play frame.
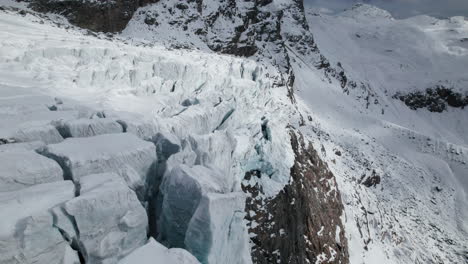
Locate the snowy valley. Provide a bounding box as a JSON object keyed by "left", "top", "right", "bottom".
{"left": 0, "top": 1, "right": 467, "bottom": 264}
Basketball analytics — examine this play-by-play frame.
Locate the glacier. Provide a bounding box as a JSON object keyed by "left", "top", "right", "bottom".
{"left": 0, "top": 149, "right": 63, "bottom": 191}
{"left": 0, "top": 7, "right": 295, "bottom": 264}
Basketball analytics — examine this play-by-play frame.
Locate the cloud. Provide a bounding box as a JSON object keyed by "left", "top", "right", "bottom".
{"left": 304, "top": 0, "right": 468, "bottom": 18}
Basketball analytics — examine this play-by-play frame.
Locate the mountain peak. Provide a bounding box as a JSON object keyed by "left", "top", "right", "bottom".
{"left": 341, "top": 3, "right": 393, "bottom": 20}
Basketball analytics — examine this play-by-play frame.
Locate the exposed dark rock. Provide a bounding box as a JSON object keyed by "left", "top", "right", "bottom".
{"left": 25, "top": 0, "right": 159, "bottom": 32}
{"left": 394, "top": 85, "right": 468, "bottom": 112}
{"left": 360, "top": 170, "right": 381, "bottom": 188}
{"left": 144, "top": 15, "right": 158, "bottom": 25}
{"left": 0, "top": 138, "right": 16, "bottom": 145}
{"left": 242, "top": 131, "right": 349, "bottom": 264}
{"left": 260, "top": 117, "right": 271, "bottom": 141}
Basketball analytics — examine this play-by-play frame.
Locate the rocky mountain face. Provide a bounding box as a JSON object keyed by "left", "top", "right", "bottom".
{"left": 242, "top": 132, "right": 348, "bottom": 264}
{"left": 394, "top": 85, "right": 468, "bottom": 112}
{"left": 26, "top": 0, "right": 158, "bottom": 32}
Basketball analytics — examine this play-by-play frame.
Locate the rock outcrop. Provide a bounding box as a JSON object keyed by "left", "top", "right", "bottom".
{"left": 394, "top": 85, "right": 468, "bottom": 112}
{"left": 242, "top": 132, "right": 349, "bottom": 264}
{"left": 26, "top": 0, "right": 158, "bottom": 32}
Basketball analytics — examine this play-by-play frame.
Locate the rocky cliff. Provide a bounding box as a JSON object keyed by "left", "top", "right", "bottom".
{"left": 242, "top": 131, "right": 348, "bottom": 264}
{"left": 26, "top": 0, "right": 158, "bottom": 32}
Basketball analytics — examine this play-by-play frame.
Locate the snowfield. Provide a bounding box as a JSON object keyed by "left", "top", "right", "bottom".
{"left": 300, "top": 4, "right": 468, "bottom": 263}
{"left": 0, "top": 2, "right": 467, "bottom": 264}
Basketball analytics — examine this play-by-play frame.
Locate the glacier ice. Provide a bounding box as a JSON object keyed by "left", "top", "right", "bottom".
{"left": 158, "top": 164, "right": 227, "bottom": 248}
{"left": 0, "top": 90, "right": 80, "bottom": 144}
{"left": 12, "top": 122, "right": 64, "bottom": 144}
{"left": 55, "top": 118, "right": 123, "bottom": 138}
{"left": 111, "top": 112, "right": 160, "bottom": 141}
{"left": 54, "top": 173, "right": 148, "bottom": 264}
{"left": 0, "top": 141, "right": 46, "bottom": 152}
{"left": 158, "top": 164, "right": 251, "bottom": 263}
{"left": 118, "top": 238, "right": 200, "bottom": 264}
{"left": 42, "top": 133, "right": 157, "bottom": 183}
{"left": 0, "top": 181, "right": 76, "bottom": 264}
{"left": 185, "top": 192, "right": 251, "bottom": 264}
{"left": 0, "top": 149, "right": 63, "bottom": 191}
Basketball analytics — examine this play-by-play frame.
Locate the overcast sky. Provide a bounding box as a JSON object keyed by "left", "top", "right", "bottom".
{"left": 304, "top": 0, "right": 468, "bottom": 18}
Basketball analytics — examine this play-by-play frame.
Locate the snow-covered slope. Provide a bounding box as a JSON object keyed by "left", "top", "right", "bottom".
{"left": 307, "top": 4, "right": 468, "bottom": 111}
{"left": 298, "top": 4, "right": 468, "bottom": 263}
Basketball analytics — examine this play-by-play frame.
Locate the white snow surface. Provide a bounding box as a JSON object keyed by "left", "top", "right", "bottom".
{"left": 43, "top": 133, "right": 156, "bottom": 182}
{"left": 57, "top": 118, "right": 123, "bottom": 138}
{"left": 0, "top": 149, "right": 63, "bottom": 191}
{"left": 56, "top": 173, "right": 148, "bottom": 264}
{"left": 0, "top": 181, "right": 77, "bottom": 264}
{"left": 300, "top": 4, "right": 468, "bottom": 263}
{"left": 307, "top": 4, "right": 468, "bottom": 98}
{"left": 118, "top": 238, "right": 200, "bottom": 264}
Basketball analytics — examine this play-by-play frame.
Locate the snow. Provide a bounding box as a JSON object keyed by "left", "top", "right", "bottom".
{"left": 297, "top": 5, "right": 468, "bottom": 263}
{"left": 307, "top": 4, "right": 468, "bottom": 99}
{"left": 56, "top": 118, "right": 123, "bottom": 138}
{"left": 0, "top": 149, "right": 63, "bottom": 191}
{"left": 0, "top": 181, "right": 75, "bottom": 236}
{"left": 0, "top": 140, "right": 46, "bottom": 151}
{"left": 0, "top": 86, "right": 79, "bottom": 144}
{"left": 118, "top": 238, "right": 200, "bottom": 264}
{"left": 341, "top": 4, "right": 393, "bottom": 20}
{"left": 42, "top": 133, "right": 157, "bottom": 183}
{"left": 12, "top": 122, "right": 64, "bottom": 144}
{"left": 113, "top": 113, "right": 160, "bottom": 140}
{"left": 56, "top": 173, "right": 148, "bottom": 264}
{"left": 0, "top": 181, "right": 76, "bottom": 264}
